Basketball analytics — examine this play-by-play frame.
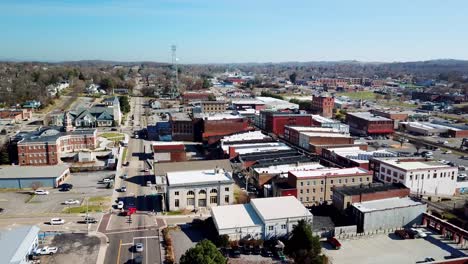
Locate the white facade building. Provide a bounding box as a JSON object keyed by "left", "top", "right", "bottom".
{"left": 212, "top": 196, "right": 313, "bottom": 240}
{"left": 166, "top": 168, "right": 234, "bottom": 211}
{"left": 376, "top": 159, "right": 458, "bottom": 197}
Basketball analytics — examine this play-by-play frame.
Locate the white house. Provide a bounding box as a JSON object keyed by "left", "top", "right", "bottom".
{"left": 212, "top": 196, "right": 313, "bottom": 240}
{"left": 166, "top": 168, "right": 234, "bottom": 211}
{"left": 375, "top": 158, "right": 458, "bottom": 197}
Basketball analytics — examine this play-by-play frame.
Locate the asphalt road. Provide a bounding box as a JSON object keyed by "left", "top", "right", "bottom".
{"left": 105, "top": 229, "right": 160, "bottom": 264}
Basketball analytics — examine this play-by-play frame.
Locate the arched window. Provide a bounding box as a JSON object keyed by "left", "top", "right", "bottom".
{"left": 199, "top": 190, "right": 206, "bottom": 195}
{"left": 210, "top": 189, "right": 218, "bottom": 194}
{"left": 187, "top": 191, "right": 195, "bottom": 196}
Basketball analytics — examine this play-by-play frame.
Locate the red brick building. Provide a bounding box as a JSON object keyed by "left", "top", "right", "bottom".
{"left": 311, "top": 95, "right": 335, "bottom": 118}
{"left": 0, "top": 109, "right": 32, "bottom": 121}
{"left": 346, "top": 112, "right": 394, "bottom": 137}
{"left": 182, "top": 91, "right": 212, "bottom": 104}
{"left": 170, "top": 112, "right": 194, "bottom": 141}
{"left": 259, "top": 111, "right": 312, "bottom": 137}
{"left": 332, "top": 183, "right": 410, "bottom": 211}
{"left": 17, "top": 127, "right": 97, "bottom": 166}
{"left": 199, "top": 114, "right": 252, "bottom": 145}
{"left": 152, "top": 142, "right": 187, "bottom": 162}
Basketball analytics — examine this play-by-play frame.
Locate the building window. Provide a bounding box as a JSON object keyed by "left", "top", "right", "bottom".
{"left": 269, "top": 226, "right": 274, "bottom": 231}
{"left": 306, "top": 189, "right": 309, "bottom": 193}
{"left": 210, "top": 189, "right": 218, "bottom": 194}
{"left": 300, "top": 182, "right": 304, "bottom": 186}
{"left": 359, "top": 178, "right": 362, "bottom": 182}
{"left": 175, "top": 191, "right": 179, "bottom": 196}
{"left": 198, "top": 199, "right": 207, "bottom": 207}
{"left": 366, "top": 177, "right": 370, "bottom": 182}
{"left": 187, "top": 198, "right": 195, "bottom": 206}
{"left": 225, "top": 187, "right": 229, "bottom": 191}
{"left": 210, "top": 196, "right": 218, "bottom": 204}
{"left": 320, "top": 188, "right": 323, "bottom": 192}
{"left": 433, "top": 173, "right": 437, "bottom": 178}
{"left": 306, "top": 197, "right": 309, "bottom": 201}
{"left": 338, "top": 179, "right": 342, "bottom": 184}
{"left": 330, "top": 180, "right": 334, "bottom": 184}
{"left": 187, "top": 191, "right": 195, "bottom": 196}
{"left": 224, "top": 195, "right": 229, "bottom": 203}
{"left": 313, "top": 188, "right": 315, "bottom": 193}
{"left": 307, "top": 181, "right": 310, "bottom": 186}
{"left": 321, "top": 180, "right": 324, "bottom": 184}
{"left": 175, "top": 199, "right": 179, "bottom": 207}
{"left": 352, "top": 178, "right": 355, "bottom": 183}
{"left": 281, "top": 224, "right": 286, "bottom": 229}
{"left": 410, "top": 175, "right": 413, "bottom": 180}
{"left": 300, "top": 190, "right": 303, "bottom": 194}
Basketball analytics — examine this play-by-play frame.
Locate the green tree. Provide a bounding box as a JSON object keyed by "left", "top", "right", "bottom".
{"left": 0, "top": 147, "right": 10, "bottom": 164}
{"left": 289, "top": 72, "right": 297, "bottom": 84}
{"left": 285, "top": 220, "right": 322, "bottom": 264}
{"left": 100, "top": 78, "right": 115, "bottom": 91}
{"left": 207, "top": 94, "right": 216, "bottom": 101}
{"left": 118, "top": 96, "right": 131, "bottom": 114}
{"left": 202, "top": 78, "right": 212, "bottom": 89}
{"left": 180, "top": 239, "right": 226, "bottom": 264}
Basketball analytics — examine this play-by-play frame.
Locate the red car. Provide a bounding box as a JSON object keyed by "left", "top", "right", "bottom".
{"left": 327, "top": 237, "right": 341, "bottom": 250}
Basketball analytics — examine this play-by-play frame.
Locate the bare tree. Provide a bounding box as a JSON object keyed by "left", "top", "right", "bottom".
{"left": 30, "top": 181, "right": 43, "bottom": 191}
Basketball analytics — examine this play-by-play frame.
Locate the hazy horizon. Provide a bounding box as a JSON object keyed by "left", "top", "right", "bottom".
{"left": 1, "top": 0, "right": 468, "bottom": 63}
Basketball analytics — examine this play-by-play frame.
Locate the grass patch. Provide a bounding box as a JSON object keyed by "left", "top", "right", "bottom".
{"left": 63, "top": 205, "right": 103, "bottom": 214}
{"left": 381, "top": 101, "right": 418, "bottom": 108}
{"left": 336, "top": 91, "right": 376, "bottom": 100}
{"left": 99, "top": 132, "right": 125, "bottom": 142}
{"left": 88, "top": 196, "right": 111, "bottom": 203}
{"left": 122, "top": 147, "right": 128, "bottom": 162}
{"left": 164, "top": 210, "right": 183, "bottom": 216}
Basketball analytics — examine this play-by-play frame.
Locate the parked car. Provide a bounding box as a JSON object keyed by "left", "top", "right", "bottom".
{"left": 120, "top": 174, "right": 128, "bottom": 179}
{"left": 395, "top": 229, "right": 410, "bottom": 239}
{"left": 133, "top": 256, "right": 143, "bottom": 264}
{"left": 135, "top": 243, "right": 144, "bottom": 252}
{"left": 410, "top": 228, "right": 427, "bottom": 238}
{"left": 146, "top": 181, "right": 152, "bottom": 187}
{"left": 120, "top": 186, "right": 127, "bottom": 192}
{"left": 327, "top": 237, "right": 342, "bottom": 249}
{"left": 253, "top": 245, "right": 262, "bottom": 255}
{"left": 443, "top": 150, "right": 452, "bottom": 154}
{"left": 117, "top": 201, "right": 124, "bottom": 209}
{"left": 63, "top": 199, "right": 80, "bottom": 205}
{"left": 35, "top": 246, "right": 58, "bottom": 255}
{"left": 84, "top": 216, "right": 97, "bottom": 224}
{"left": 34, "top": 190, "right": 49, "bottom": 195}
{"left": 102, "top": 178, "right": 113, "bottom": 183}
{"left": 58, "top": 183, "right": 73, "bottom": 190}
{"left": 50, "top": 218, "right": 65, "bottom": 225}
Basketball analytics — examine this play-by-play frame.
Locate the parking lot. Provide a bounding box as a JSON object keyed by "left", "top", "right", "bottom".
{"left": 0, "top": 171, "right": 113, "bottom": 216}
{"left": 323, "top": 229, "right": 467, "bottom": 264}
{"left": 38, "top": 233, "right": 101, "bottom": 264}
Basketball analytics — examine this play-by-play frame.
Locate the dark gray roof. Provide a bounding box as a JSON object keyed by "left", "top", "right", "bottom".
{"left": 0, "top": 225, "right": 40, "bottom": 264}
{"left": 333, "top": 182, "right": 408, "bottom": 196}
{"left": 17, "top": 127, "right": 96, "bottom": 144}
{"left": 0, "top": 165, "right": 69, "bottom": 179}
{"left": 154, "top": 159, "right": 232, "bottom": 176}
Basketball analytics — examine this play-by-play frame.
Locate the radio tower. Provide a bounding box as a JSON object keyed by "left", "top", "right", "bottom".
{"left": 171, "top": 45, "right": 179, "bottom": 98}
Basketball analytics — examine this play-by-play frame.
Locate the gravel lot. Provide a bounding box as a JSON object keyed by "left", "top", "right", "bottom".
{"left": 40, "top": 233, "right": 101, "bottom": 264}
{"left": 323, "top": 229, "right": 467, "bottom": 264}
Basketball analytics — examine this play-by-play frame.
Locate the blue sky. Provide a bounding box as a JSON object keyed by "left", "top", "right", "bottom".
{"left": 1, "top": 0, "right": 467, "bottom": 63}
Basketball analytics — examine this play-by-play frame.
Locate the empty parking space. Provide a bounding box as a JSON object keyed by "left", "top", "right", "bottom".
{"left": 324, "top": 230, "right": 467, "bottom": 264}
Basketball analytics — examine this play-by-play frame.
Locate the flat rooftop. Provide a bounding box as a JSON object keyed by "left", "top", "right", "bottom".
{"left": 334, "top": 183, "right": 408, "bottom": 196}
{"left": 348, "top": 112, "right": 393, "bottom": 121}
{"left": 196, "top": 113, "right": 243, "bottom": 120}
{"left": 167, "top": 169, "right": 233, "bottom": 186}
{"left": 381, "top": 159, "right": 452, "bottom": 171}
{"left": 290, "top": 167, "right": 370, "bottom": 178}
{"left": 254, "top": 162, "right": 324, "bottom": 175}
{"left": 353, "top": 197, "right": 425, "bottom": 213}
{"left": 311, "top": 115, "right": 339, "bottom": 123}
{"left": 251, "top": 196, "right": 312, "bottom": 221}
{"left": 0, "top": 165, "right": 69, "bottom": 179}
{"left": 212, "top": 204, "right": 263, "bottom": 230}
{"left": 221, "top": 131, "right": 270, "bottom": 143}
{"left": 301, "top": 132, "right": 350, "bottom": 138}
{"left": 0, "top": 225, "right": 40, "bottom": 264}
{"left": 327, "top": 147, "right": 397, "bottom": 163}
{"left": 230, "top": 142, "right": 291, "bottom": 155}
{"left": 170, "top": 112, "right": 192, "bottom": 121}
{"left": 154, "top": 159, "right": 232, "bottom": 176}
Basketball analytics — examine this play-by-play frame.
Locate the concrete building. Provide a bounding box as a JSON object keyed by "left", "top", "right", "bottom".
{"left": 322, "top": 146, "right": 397, "bottom": 170}
{"left": 284, "top": 167, "right": 373, "bottom": 206}
{"left": 0, "top": 225, "right": 40, "bottom": 264}
{"left": 211, "top": 196, "right": 313, "bottom": 240}
{"left": 370, "top": 158, "right": 458, "bottom": 197}
{"left": 352, "top": 197, "right": 427, "bottom": 233}
{"left": 0, "top": 109, "right": 32, "bottom": 122}
{"left": 16, "top": 125, "right": 97, "bottom": 166}
{"left": 311, "top": 115, "right": 349, "bottom": 133}
{"left": 0, "top": 165, "right": 70, "bottom": 188}
{"left": 166, "top": 167, "right": 234, "bottom": 211}
{"left": 332, "top": 182, "right": 410, "bottom": 211}
{"left": 346, "top": 112, "right": 394, "bottom": 137}
{"left": 201, "top": 101, "right": 227, "bottom": 114}
{"left": 311, "top": 95, "right": 335, "bottom": 118}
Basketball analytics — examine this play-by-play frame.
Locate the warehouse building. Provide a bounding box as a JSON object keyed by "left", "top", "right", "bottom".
{"left": 0, "top": 165, "right": 70, "bottom": 189}
{"left": 351, "top": 197, "right": 427, "bottom": 233}
{"left": 346, "top": 112, "right": 394, "bottom": 137}
{"left": 0, "top": 225, "right": 40, "bottom": 264}
{"left": 211, "top": 196, "right": 312, "bottom": 240}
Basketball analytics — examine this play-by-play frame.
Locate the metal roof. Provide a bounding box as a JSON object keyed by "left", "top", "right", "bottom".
{"left": 154, "top": 159, "right": 232, "bottom": 176}
{"left": 0, "top": 165, "right": 69, "bottom": 179}
{"left": 353, "top": 197, "right": 425, "bottom": 213}
{"left": 212, "top": 204, "right": 263, "bottom": 230}
{"left": 334, "top": 182, "right": 408, "bottom": 196}
{"left": 251, "top": 196, "right": 312, "bottom": 221}
{"left": 0, "top": 225, "right": 40, "bottom": 264}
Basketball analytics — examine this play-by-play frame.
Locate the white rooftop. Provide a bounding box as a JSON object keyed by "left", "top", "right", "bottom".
{"left": 301, "top": 132, "right": 350, "bottom": 138}
{"left": 221, "top": 131, "right": 270, "bottom": 143}
{"left": 197, "top": 113, "right": 243, "bottom": 120}
{"left": 348, "top": 112, "right": 393, "bottom": 121}
{"left": 253, "top": 162, "right": 324, "bottom": 175}
{"left": 167, "top": 169, "right": 232, "bottom": 186}
{"left": 290, "top": 167, "right": 370, "bottom": 178}
{"left": 211, "top": 204, "right": 263, "bottom": 230}
{"left": 228, "top": 142, "right": 291, "bottom": 155}
{"left": 353, "top": 197, "right": 425, "bottom": 213}
{"left": 380, "top": 159, "right": 453, "bottom": 171}
{"left": 152, "top": 141, "right": 184, "bottom": 146}
{"left": 311, "top": 115, "right": 339, "bottom": 123}
{"left": 287, "top": 126, "right": 339, "bottom": 132}
{"left": 327, "top": 147, "right": 397, "bottom": 164}
{"left": 256, "top": 97, "right": 299, "bottom": 110}
{"left": 251, "top": 196, "right": 312, "bottom": 221}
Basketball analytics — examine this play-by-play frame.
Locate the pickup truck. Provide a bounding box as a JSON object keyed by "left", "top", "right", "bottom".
{"left": 35, "top": 246, "right": 58, "bottom": 255}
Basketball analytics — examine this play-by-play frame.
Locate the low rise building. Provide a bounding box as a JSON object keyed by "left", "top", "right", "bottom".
{"left": 258, "top": 111, "right": 312, "bottom": 137}
{"left": 152, "top": 142, "right": 187, "bottom": 163}
{"left": 166, "top": 167, "right": 234, "bottom": 211}
{"left": 0, "top": 225, "right": 40, "bottom": 264}
{"left": 346, "top": 112, "right": 394, "bottom": 137}
{"left": 322, "top": 146, "right": 397, "bottom": 170}
{"left": 0, "top": 109, "right": 32, "bottom": 122}
{"left": 332, "top": 182, "right": 410, "bottom": 211}
{"left": 370, "top": 158, "right": 458, "bottom": 197}
{"left": 311, "top": 95, "right": 335, "bottom": 118}
{"left": 370, "top": 109, "right": 409, "bottom": 129}
{"left": 352, "top": 197, "right": 427, "bottom": 233}
{"left": 0, "top": 165, "right": 70, "bottom": 188}
{"left": 211, "top": 196, "right": 313, "bottom": 240}
{"left": 170, "top": 112, "right": 194, "bottom": 141}
{"left": 311, "top": 115, "right": 349, "bottom": 133}
{"left": 284, "top": 167, "right": 373, "bottom": 206}
{"left": 197, "top": 113, "right": 251, "bottom": 145}
{"left": 201, "top": 101, "right": 227, "bottom": 114}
